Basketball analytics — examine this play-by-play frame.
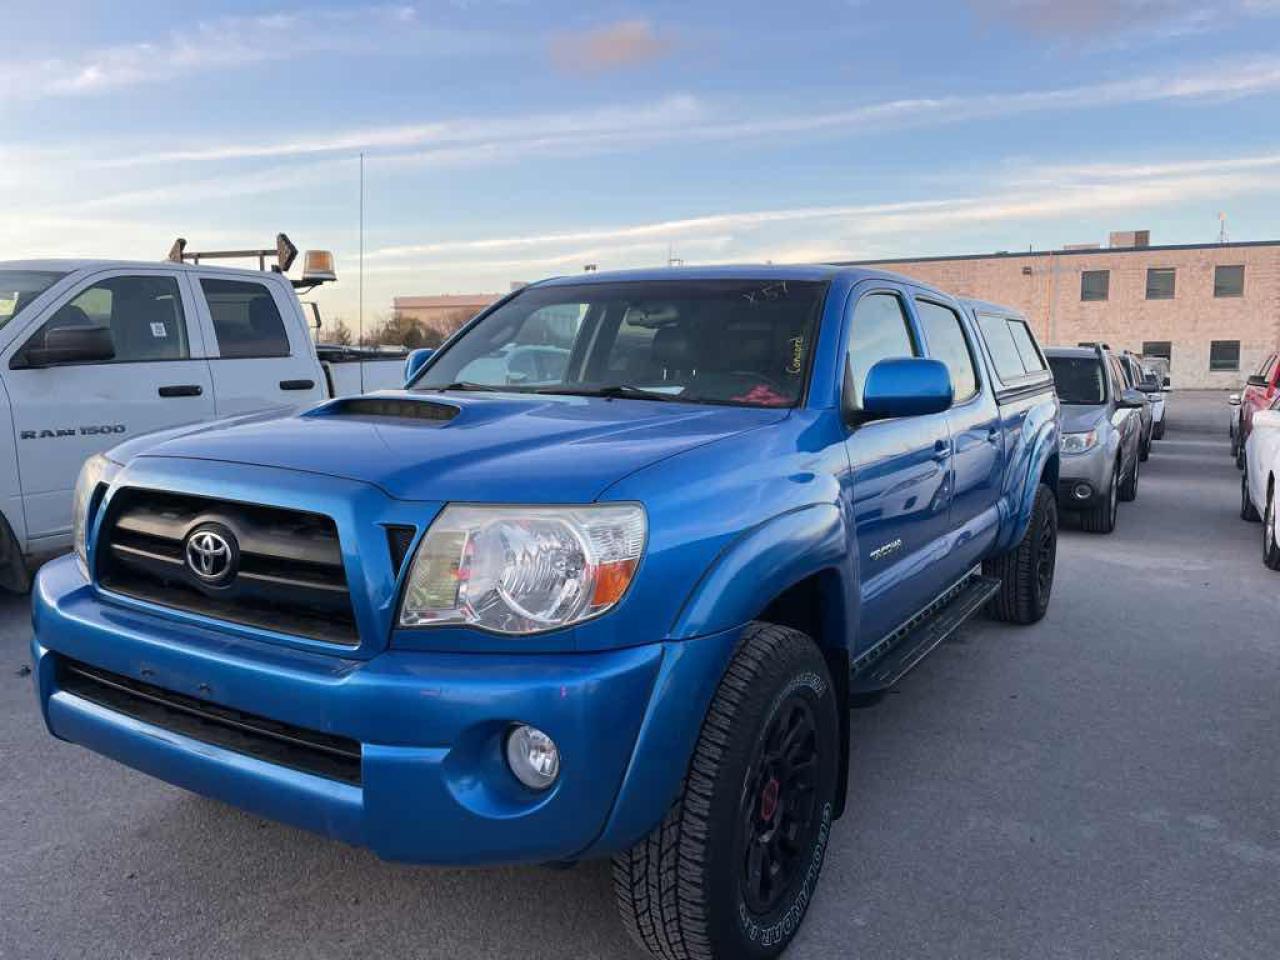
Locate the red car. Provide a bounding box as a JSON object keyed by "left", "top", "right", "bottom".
{"left": 1236, "top": 351, "right": 1280, "bottom": 466}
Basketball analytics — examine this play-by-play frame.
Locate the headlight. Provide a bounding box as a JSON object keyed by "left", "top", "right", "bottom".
{"left": 1060, "top": 430, "right": 1099, "bottom": 454}
{"left": 72, "top": 454, "right": 116, "bottom": 574}
{"left": 399, "top": 504, "right": 646, "bottom": 634}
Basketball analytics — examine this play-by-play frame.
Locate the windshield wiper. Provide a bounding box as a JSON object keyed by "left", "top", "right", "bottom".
{"left": 433, "top": 381, "right": 508, "bottom": 393}
{"left": 533, "top": 384, "right": 682, "bottom": 402}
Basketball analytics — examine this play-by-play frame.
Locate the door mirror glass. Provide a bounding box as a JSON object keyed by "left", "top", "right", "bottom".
{"left": 18, "top": 324, "right": 115, "bottom": 368}
{"left": 1247, "top": 374, "right": 1268, "bottom": 388}
{"left": 858, "top": 357, "right": 953, "bottom": 420}
{"left": 403, "top": 347, "right": 435, "bottom": 385}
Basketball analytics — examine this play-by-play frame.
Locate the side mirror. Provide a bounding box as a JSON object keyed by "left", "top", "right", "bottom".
{"left": 18, "top": 325, "right": 115, "bottom": 368}
{"left": 1228, "top": 394, "right": 1242, "bottom": 406}
{"left": 1162, "top": 376, "right": 1171, "bottom": 388}
{"left": 1117, "top": 388, "right": 1146, "bottom": 409}
{"left": 403, "top": 347, "right": 435, "bottom": 385}
{"left": 856, "top": 357, "right": 953, "bottom": 421}
{"left": 1247, "top": 374, "right": 1268, "bottom": 388}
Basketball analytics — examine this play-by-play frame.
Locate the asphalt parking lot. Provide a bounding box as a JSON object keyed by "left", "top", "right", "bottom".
{"left": 2, "top": 391, "right": 1277, "bottom": 960}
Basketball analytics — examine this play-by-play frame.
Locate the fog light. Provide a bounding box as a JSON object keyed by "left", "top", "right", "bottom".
{"left": 505, "top": 724, "right": 560, "bottom": 790}
{"left": 1073, "top": 483, "right": 1093, "bottom": 501}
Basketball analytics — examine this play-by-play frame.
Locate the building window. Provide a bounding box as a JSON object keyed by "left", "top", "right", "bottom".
{"left": 1209, "top": 340, "right": 1240, "bottom": 371}
{"left": 1142, "top": 341, "right": 1172, "bottom": 361}
{"left": 1214, "top": 265, "right": 1244, "bottom": 298}
{"left": 1081, "top": 270, "right": 1110, "bottom": 301}
{"left": 1145, "top": 268, "right": 1175, "bottom": 300}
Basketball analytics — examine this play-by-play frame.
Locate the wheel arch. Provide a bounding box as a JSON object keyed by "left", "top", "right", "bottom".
{"left": 756, "top": 569, "right": 852, "bottom": 819}
{"left": 669, "top": 502, "right": 857, "bottom": 820}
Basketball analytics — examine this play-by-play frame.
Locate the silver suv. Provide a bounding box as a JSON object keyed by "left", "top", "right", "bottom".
{"left": 1045, "top": 345, "right": 1146, "bottom": 533}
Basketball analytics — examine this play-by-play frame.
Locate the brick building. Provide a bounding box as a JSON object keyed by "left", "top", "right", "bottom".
{"left": 848, "top": 234, "right": 1280, "bottom": 388}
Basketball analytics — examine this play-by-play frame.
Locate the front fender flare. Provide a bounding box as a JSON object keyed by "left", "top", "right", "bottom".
{"left": 669, "top": 502, "right": 853, "bottom": 643}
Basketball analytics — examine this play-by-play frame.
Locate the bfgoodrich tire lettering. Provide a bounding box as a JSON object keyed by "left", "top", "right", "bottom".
{"left": 613, "top": 622, "right": 838, "bottom": 960}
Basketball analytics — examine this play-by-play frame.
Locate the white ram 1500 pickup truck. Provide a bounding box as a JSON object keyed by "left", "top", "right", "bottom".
{"left": 0, "top": 237, "right": 405, "bottom": 588}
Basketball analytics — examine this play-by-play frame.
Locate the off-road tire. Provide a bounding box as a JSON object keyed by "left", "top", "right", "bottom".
{"left": 1118, "top": 455, "right": 1139, "bottom": 502}
{"left": 1080, "top": 462, "right": 1119, "bottom": 534}
{"left": 1241, "top": 462, "right": 1261, "bottom": 521}
{"left": 983, "top": 484, "right": 1057, "bottom": 624}
{"left": 612, "top": 622, "right": 839, "bottom": 960}
{"left": 1264, "top": 487, "right": 1280, "bottom": 571}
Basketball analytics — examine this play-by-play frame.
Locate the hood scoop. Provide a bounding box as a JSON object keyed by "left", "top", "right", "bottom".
{"left": 309, "top": 396, "right": 459, "bottom": 424}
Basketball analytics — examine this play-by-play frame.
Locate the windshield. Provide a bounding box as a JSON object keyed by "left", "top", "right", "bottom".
{"left": 1047, "top": 356, "right": 1107, "bottom": 405}
{"left": 0, "top": 270, "right": 66, "bottom": 332}
{"left": 415, "top": 278, "right": 828, "bottom": 408}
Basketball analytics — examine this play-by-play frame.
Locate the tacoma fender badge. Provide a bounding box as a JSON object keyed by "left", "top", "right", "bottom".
{"left": 869, "top": 538, "right": 903, "bottom": 562}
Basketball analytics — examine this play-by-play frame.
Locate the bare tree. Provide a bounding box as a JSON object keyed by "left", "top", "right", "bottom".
{"left": 320, "top": 318, "right": 354, "bottom": 346}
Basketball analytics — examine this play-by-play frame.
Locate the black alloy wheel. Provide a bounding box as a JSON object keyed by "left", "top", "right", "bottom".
{"left": 740, "top": 694, "right": 820, "bottom": 915}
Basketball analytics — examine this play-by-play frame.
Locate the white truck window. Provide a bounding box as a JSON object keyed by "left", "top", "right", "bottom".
{"left": 0, "top": 270, "right": 66, "bottom": 332}
{"left": 18, "top": 275, "right": 189, "bottom": 364}
{"left": 200, "top": 278, "right": 290, "bottom": 358}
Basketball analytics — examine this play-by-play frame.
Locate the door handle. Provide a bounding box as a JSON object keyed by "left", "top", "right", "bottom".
{"left": 931, "top": 439, "right": 951, "bottom": 462}
{"left": 986, "top": 427, "right": 1001, "bottom": 444}
{"left": 279, "top": 379, "right": 316, "bottom": 391}
{"left": 158, "top": 384, "right": 203, "bottom": 398}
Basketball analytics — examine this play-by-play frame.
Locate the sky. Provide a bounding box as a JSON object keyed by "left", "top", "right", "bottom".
{"left": 3, "top": 0, "right": 1280, "bottom": 329}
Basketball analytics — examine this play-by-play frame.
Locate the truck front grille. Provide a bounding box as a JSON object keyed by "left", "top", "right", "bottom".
{"left": 58, "top": 657, "right": 362, "bottom": 785}
{"left": 96, "top": 488, "right": 358, "bottom": 647}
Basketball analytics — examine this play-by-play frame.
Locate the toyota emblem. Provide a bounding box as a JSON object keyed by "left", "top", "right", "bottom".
{"left": 184, "top": 526, "right": 238, "bottom": 585}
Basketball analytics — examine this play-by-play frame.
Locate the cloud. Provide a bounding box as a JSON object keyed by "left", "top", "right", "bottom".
{"left": 549, "top": 20, "right": 672, "bottom": 73}
{"left": 966, "top": 0, "right": 1280, "bottom": 48}
{"left": 0, "top": 4, "right": 431, "bottom": 101}
{"left": 109, "top": 95, "right": 704, "bottom": 167}
{"left": 360, "top": 149, "right": 1280, "bottom": 277}
{"left": 89, "top": 53, "right": 1280, "bottom": 176}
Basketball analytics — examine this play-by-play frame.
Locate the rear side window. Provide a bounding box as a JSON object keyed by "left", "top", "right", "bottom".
{"left": 845, "top": 292, "right": 917, "bottom": 409}
{"left": 200, "top": 279, "right": 290, "bottom": 359}
{"left": 916, "top": 299, "right": 978, "bottom": 401}
{"left": 1008, "top": 320, "right": 1046, "bottom": 372}
{"left": 977, "top": 314, "right": 1024, "bottom": 381}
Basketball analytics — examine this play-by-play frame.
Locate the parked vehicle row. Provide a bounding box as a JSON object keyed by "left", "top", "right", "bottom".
{"left": 1232, "top": 349, "right": 1280, "bottom": 466}
{"left": 1043, "top": 343, "right": 1167, "bottom": 533}
{"left": 29, "top": 265, "right": 1062, "bottom": 960}
{"left": 1237, "top": 379, "right": 1280, "bottom": 569}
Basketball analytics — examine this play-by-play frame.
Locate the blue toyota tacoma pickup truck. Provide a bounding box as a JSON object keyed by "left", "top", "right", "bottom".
{"left": 31, "top": 266, "right": 1059, "bottom": 959}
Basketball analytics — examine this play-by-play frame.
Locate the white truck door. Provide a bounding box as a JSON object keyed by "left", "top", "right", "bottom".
{"left": 2, "top": 270, "right": 215, "bottom": 545}
{"left": 188, "top": 273, "right": 326, "bottom": 415}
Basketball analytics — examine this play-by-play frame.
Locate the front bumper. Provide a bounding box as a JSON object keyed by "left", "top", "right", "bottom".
{"left": 31, "top": 555, "right": 741, "bottom": 865}
{"left": 1056, "top": 444, "right": 1112, "bottom": 509}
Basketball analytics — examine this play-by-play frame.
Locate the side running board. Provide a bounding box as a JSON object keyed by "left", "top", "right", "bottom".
{"left": 850, "top": 573, "right": 1001, "bottom": 694}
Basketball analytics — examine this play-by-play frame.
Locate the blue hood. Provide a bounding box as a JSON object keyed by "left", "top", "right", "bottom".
{"left": 131, "top": 391, "right": 787, "bottom": 503}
